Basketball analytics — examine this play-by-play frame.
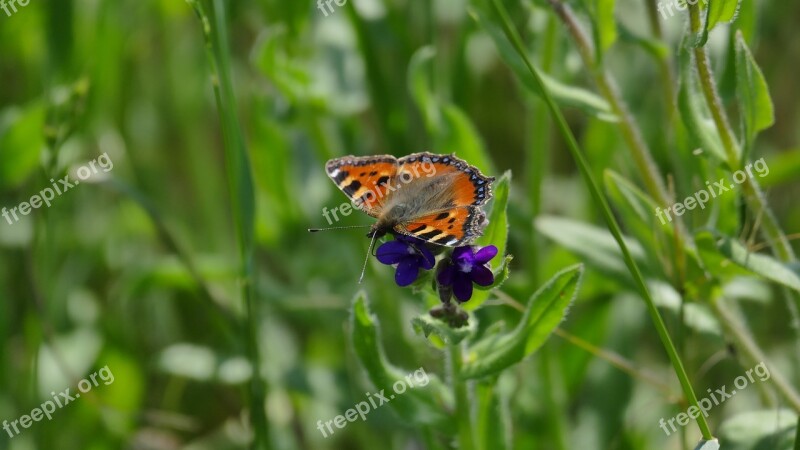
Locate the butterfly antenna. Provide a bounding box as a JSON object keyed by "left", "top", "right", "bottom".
{"left": 358, "top": 232, "right": 379, "bottom": 284}
{"left": 308, "top": 224, "right": 373, "bottom": 232}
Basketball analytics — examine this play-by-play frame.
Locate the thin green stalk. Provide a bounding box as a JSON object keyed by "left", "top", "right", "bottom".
{"left": 687, "top": 4, "right": 796, "bottom": 264}
{"left": 491, "top": 0, "right": 714, "bottom": 439}
{"left": 710, "top": 296, "right": 800, "bottom": 412}
{"left": 644, "top": 0, "right": 664, "bottom": 41}
{"left": 188, "top": 1, "right": 268, "bottom": 448}
{"left": 449, "top": 343, "right": 475, "bottom": 450}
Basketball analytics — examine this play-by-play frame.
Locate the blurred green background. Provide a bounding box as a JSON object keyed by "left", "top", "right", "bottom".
{"left": 1, "top": 0, "right": 799, "bottom": 449}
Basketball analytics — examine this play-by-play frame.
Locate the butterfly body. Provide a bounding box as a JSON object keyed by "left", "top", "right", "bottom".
{"left": 326, "top": 152, "right": 494, "bottom": 246}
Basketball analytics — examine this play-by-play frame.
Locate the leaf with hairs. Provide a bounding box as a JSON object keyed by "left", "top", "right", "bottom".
{"left": 460, "top": 265, "right": 583, "bottom": 380}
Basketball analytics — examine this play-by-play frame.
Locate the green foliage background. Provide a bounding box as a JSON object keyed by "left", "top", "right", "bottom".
{"left": 0, "top": 0, "right": 799, "bottom": 449}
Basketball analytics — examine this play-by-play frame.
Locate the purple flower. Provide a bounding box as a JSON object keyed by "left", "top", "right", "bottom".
{"left": 376, "top": 234, "right": 436, "bottom": 286}
{"left": 437, "top": 245, "right": 497, "bottom": 302}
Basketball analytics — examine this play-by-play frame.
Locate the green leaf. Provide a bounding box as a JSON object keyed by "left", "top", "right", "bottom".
{"left": 678, "top": 44, "right": 729, "bottom": 163}
{"left": 710, "top": 233, "right": 800, "bottom": 293}
{"left": 734, "top": 31, "right": 774, "bottom": 153}
{"left": 460, "top": 265, "right": 583, "bottom": 379}
{"left": 618, "top": 22, "right": 669, "bottom": 61}
{"left": 535, "top": 215, "right": 650, "bottom": 285}
{"left": 350, "top": 292, "right": 454, "bottom": 428}
{"left": 604, "top": 169, "right": 664, "bottom": 235}
{"left": 469, "top": 7, "right": 617, "bottom": 122}
{"left": 253, "top": 26, "right": 313, "bottom": 105}
{"left": 466, "top": 172, "right": 511, "bottom": 310}
{"left": 477, "top": 171, "right": 510, "bottom": 258}
{"left": 717, "top": 409, "right": 797, "bottom": 450}
{"left": 707, "top": 0, "right": 740, "bottom": 31}
{"left": 0, "top": 102, "right": 46, "bottom": 189}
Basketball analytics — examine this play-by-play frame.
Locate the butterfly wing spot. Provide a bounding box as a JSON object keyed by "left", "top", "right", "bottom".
{"left": 435, "top": 212, "right": 449, "bottom": 220}
{"left": 342, "top": 180, "right": 362, "bottom": 197}
{"left": 331, "top": 170, "right": 349, "bottom": 184}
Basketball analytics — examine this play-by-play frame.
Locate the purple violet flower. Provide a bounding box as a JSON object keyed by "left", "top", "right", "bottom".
{"left": 437, "top": 245, "right": 497, "bottom": 302}
{"left": 376, "top": 234, "right": 436, "bottom": 286}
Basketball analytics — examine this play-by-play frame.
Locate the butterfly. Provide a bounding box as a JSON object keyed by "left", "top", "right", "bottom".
{"left": 322, "top": 152, "right": 494, "bottom": 246}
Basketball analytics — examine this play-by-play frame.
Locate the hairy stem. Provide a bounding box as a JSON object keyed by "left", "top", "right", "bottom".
{"left": 687, "top": 4, "right": 796, "bottom": 263}
{"left": 449, "top": 343, "right": 475, "bottom": 450}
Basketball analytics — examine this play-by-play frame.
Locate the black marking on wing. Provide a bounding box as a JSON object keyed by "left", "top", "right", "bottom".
{"left": 343, "top": 180, "right": 362, "bottom": 196}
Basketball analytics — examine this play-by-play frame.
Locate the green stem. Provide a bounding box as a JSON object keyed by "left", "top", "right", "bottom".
{"left": 491, "top": 0, "right": 714, "bottom": 439}
{"left": 687, "top": 4, "right": 796, "bottom": 264}
{"left": 449, "top": 343, "right": 475, "bottom": 450}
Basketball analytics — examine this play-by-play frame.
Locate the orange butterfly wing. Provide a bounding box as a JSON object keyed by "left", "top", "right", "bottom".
{"left": 325, "top": 155, "right": 398, "bottom": 217}
{"left": 396, "top": 206, "right": 486, "bottom": 246}
{"left": 395, "top": 152, "right": 494, "bottom": 246}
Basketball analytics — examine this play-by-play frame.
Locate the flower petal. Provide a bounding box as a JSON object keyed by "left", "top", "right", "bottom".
{"left": 395, "top": 257, "right": 420, "bottom": 286}
{"left": 452, "top": 274, "right": 474, "bottom": 302}
{"left": 471, "top": 264, "right": 494, "bottom": 286}
{"left": 416, "top": 245, "right": 436, "bottom": 270}
{"left": 437, "top": 263, "right": 455, "bottom": 285}
{"left": 376, "top": 241, "right": 410, "bottom": 265}
{"left": 474, "top": 245, "right": 498, "bottom": 264}
{"left": 452, "top": 246, "right": 475, "bottom": 263}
